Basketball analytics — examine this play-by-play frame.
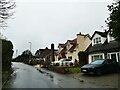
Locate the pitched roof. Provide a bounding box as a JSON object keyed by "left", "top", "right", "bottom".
{"left": 69, "top": 43, "right": 78, "bottom": 52}
{"left": 86, "top": 40, "right": 120, "bottom": 53}
{"left": 39, "top": 48, "right": 51, "bottom": 58}
{"left": 58, "top": 43, "right": 66, "bottom": 48}
{"left": 60, "top": 47, "right": 67, "bottom": 54}
{"left": 91, "top": 31, "right": 107, "bottom": 39}
{"left": 68, "top": 38, "right": 77, "bottom": 44}
{"left": 59, "top": 38, "right": 77, "bottom": 53}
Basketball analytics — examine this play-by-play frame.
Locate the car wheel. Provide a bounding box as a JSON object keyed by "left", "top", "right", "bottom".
{"left": 56, "top": 63, "right": 59, "bottom": 66}
{"left": 70, "top": 63, "right": 73, "bottom": 66}
{"left": 94, "top": 69, "right": 102, "bottom": 76}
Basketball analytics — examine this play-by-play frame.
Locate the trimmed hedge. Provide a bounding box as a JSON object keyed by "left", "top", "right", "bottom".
{"left": 2, "top": 39, "right": 14, "bottom": 84}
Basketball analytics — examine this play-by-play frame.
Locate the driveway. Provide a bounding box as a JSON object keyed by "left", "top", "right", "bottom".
{"left": 39, "top": 67, "right": 119, "bottom": 88}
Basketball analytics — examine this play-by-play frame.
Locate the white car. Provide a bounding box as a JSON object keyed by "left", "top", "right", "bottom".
{"left": 55, "top": 58, "right": 74, "bottom": 66}
{"left": 51, "top": 61, "right": 60, "bottom": 66}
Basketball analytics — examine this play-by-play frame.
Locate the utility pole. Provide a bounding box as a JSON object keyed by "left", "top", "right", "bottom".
{"left": 51, "top": 43, "right": 55, "bottom": 62}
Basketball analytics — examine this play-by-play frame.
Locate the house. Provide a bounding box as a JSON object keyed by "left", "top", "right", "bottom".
{"left": 86, "top": 31, "right": 120, "bottom": 63}
{"left": 35, "top": 47, "right": 59, "bottom": 62}
{"left": 35, "top": 47, "right": 51, "bottom": 61}
{"left": 58, "top": 32, "right": 91, "bottom": 62}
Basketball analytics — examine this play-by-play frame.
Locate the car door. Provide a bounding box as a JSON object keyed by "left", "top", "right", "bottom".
{"left": 103, "top": 60, "right": 113, "bottom": 73}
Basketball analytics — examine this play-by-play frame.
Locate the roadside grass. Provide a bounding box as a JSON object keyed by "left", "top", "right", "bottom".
{"left": 65, "top": 67, "right": 81, "bottom": 73}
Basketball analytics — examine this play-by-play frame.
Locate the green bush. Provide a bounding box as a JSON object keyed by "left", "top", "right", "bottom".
{"left": 65, "top": 67, "right": 80, "bottom": 73}
{"left": 2, "top": 39, "right": 13, "bottom": 70}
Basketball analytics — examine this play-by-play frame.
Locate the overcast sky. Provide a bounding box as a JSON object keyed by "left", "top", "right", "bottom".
{"left": 0, "top": 0, "right": 113, "bottom": 57}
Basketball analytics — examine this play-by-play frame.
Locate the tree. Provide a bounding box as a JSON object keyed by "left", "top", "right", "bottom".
{"left": 106, "top": 1, "right": 120, "bottom": 41}
{"left": 0, "top": 0, "right": 16, "bottom": 28}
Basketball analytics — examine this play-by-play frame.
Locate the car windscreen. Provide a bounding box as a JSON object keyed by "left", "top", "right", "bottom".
{"left": 60, "top": 59, "right": 71, "bottom": 61}
{"left": 65, "top": 59, "right": 71, "bottom": 61}
{"left": 91, "top": 60, "right": 105, "bottom": 64}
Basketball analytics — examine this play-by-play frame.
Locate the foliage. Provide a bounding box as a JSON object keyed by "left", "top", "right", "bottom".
{"left": 2, "top": 39, "right": 14, "bottom": 84}
{"left": 106, "top": 1, "right": 120, "bottom": 41}
{"left": 2, "top": 39, "right": 13, "bottom": 70}
{"left": 65, "top": 67, "right": 80, "bottom": 73}
{"left": 13, "top": 50, "right": 33, "bottom": 64}
{"left": 0, "top": 0, "right": 16, "bottom": 27}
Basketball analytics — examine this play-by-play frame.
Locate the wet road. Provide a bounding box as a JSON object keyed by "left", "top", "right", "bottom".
{"left": 3, "top": 62, "right": 59, "bottom": 88}
{"left": 3, "top": 62, "right": 119, "bottom": 88}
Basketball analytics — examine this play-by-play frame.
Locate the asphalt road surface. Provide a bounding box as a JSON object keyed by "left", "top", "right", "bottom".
{"left": 3, "top": 62, "right": 59, "bottom": 88}
{"left": 3, "top": 62, "right": 119, "bottom": 88}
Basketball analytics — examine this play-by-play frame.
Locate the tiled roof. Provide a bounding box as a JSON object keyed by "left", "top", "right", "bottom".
{"left": 67, "top": 38, "right": 77, "bottom": 44}
{"left": 59, "top": 38, "right": 77, "bottom": 54}
{"left": 86, "top": 40, "right": 120, "bottom": 53}
{"left": 39, "top": 48, "right": 51, "bottom": 58}
{"left": 69, "top": 43, "right": 78, "bottom": 52}
{"left": 58, "top": 43, "right": 66, "bottom": 48}
{"left": 60, "top": 47, "right": 67, "bottom": 54}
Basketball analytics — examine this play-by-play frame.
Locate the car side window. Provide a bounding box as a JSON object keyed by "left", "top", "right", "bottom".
{"left": 104, "top": 60, "right": 112, "bottom": 64}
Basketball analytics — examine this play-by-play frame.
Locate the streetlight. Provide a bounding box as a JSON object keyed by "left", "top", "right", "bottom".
{"left": 29, "top": 42, "right": 32, "bottom": 64}
{"left": 29, "top": 42, "right": 32, "bottom": 51}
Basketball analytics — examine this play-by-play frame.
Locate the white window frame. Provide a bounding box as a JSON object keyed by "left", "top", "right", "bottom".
{"left": 93, "top": 37, "right": 101, "bottom": 45}
{"left": 107, "top": 52, "right": 119, "bottom": 62}
{"left": 89, "top": 53, "right": 105, "bottom": 63}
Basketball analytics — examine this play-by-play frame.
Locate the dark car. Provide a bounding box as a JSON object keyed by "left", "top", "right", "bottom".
{"left": 81, "top": 59, "right": 120, "bottom": 75}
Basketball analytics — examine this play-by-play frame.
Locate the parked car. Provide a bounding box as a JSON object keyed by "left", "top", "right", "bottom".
{"left": 51, "top": 61, "right": 60, "bottom": 66}
{"left": 81, "top": 59, "right": 120, "bottom": 75}
{"left": 53, "top": 58, "right": 74, "bottom": 66}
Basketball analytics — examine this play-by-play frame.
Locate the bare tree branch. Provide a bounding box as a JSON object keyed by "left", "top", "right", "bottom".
{"left": 0, "top": 0, "right": 16, "bottom": 28}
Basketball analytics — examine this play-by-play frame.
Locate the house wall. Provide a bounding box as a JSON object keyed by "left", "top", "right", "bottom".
{"left": 66, "top": 51, "right": 78, "bottom": 62}
{"left": 88, "top": 53, "right": 105, "bottom": 63}
{"left": 58, "top": 47, "right": 63, "bottom": 53}
{"left": 76, "top": 34, "right": 91, "bottom": 61}
{"left": 92, "top": 34, "right": 106, "bottom": 46}
{"left": 66, "top": 42, "right": 72, "bottom": 51}
{"left": 77, "top": 35, "right": 91, "bottom": 51}
{"left": 66, "top": 52, "right": 73, "bottom": 60}
{"left": 73, "top": 51, "right": 79, "bottom": 61}
{"left": 55, "top": 55, "right": 58, "bottom": 61}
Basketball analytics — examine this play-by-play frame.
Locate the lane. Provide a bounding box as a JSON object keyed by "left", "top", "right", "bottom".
{"left": 3, "top": 62, "right": 59, "bottom": 88}
{"left": 3, "top": 62, "right": 118, "bottom": 88}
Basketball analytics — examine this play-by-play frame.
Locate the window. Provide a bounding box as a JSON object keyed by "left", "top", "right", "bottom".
{"left": 93, "top": 37, "right": 101, "bottom": 45}
{"left": 92, "top": 55, "right": 103, "bottom": 62}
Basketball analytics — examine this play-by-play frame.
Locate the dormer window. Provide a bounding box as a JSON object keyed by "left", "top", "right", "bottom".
{"left": 94, "top": 37, "right": 101, "bottom": 45}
